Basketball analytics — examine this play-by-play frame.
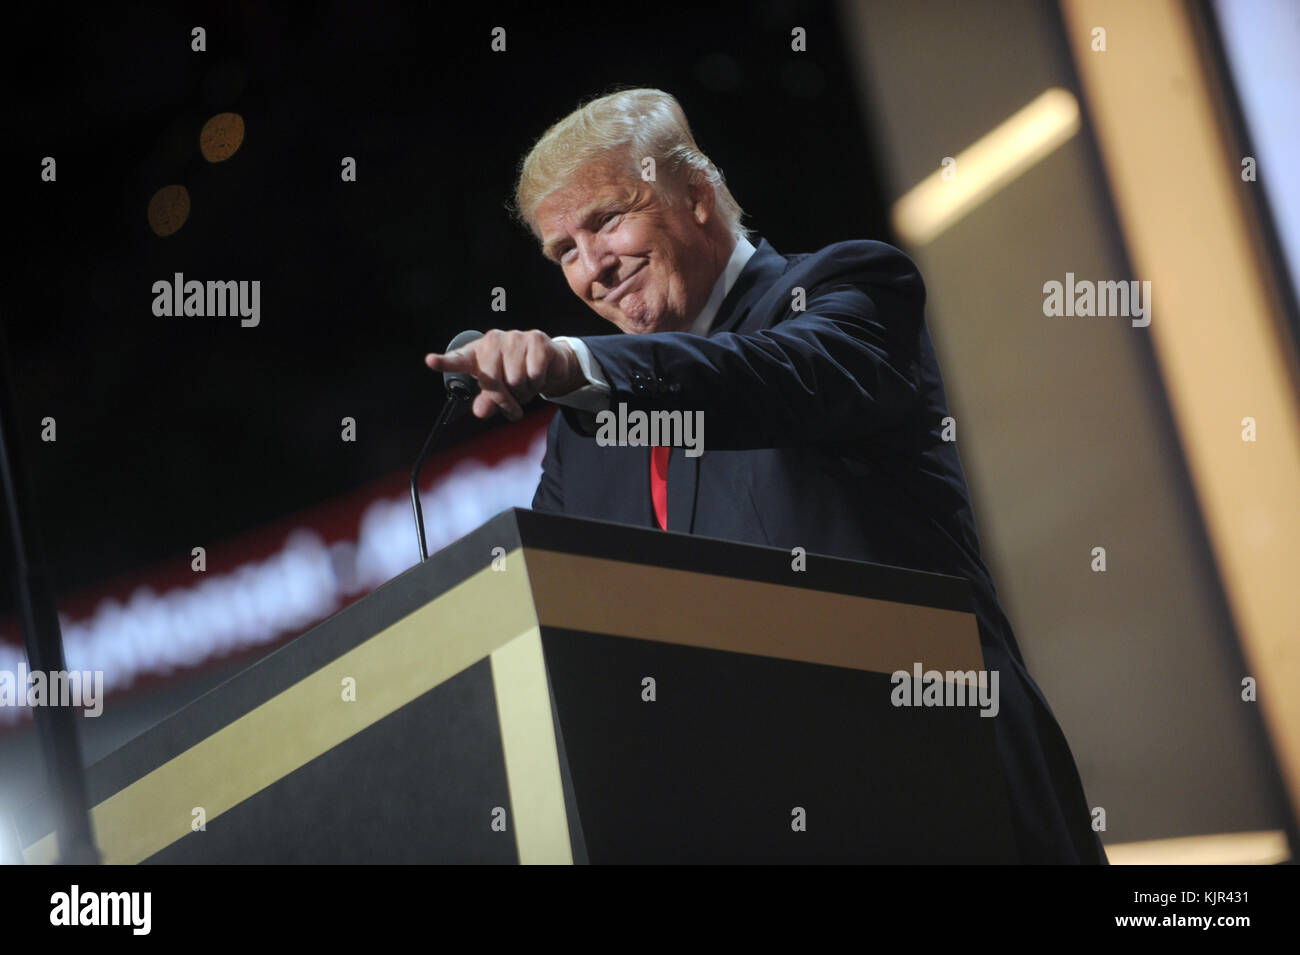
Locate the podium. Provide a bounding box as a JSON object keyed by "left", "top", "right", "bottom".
{"left": 16, "top": 508, "right": 1016, "bottom": 863}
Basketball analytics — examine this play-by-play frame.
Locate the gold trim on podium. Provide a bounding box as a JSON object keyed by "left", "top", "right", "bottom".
{"left": 490, "top": 628, "right": 573, "bottom": 864}
{"left": 522, "top": 548, "right": 984, "bottom": 674}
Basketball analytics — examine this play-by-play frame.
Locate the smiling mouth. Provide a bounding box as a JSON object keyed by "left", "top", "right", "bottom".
{"left": 602, "top": 265, "right": 645, "bottom": 305}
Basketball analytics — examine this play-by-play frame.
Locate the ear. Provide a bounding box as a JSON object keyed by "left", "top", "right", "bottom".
{"left": 687, "top": 170, "right": 717, "bottom": 225}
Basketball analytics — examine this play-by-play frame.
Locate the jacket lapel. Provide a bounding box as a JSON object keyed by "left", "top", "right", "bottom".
{"left": 711, "top": 237, "right": 788, "bottom": 336}
{"left": 667, "top": 237, "right": 786, "bottom": 534}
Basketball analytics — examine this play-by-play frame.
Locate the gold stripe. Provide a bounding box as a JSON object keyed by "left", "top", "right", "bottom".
{"left": 490, "top": 628, "right": 574, "bottom": 864}
{"left": 1061, "top": 0, "right": 1300, "bottom": 829}
{"left": 521, "top": 548, "right": 983, "bottom": 673}
{"left": 1105, "top": 830, "right": 1290, "bottom": 866}
{"left": 25, "top": 550, "right": 537, "bottom": 864}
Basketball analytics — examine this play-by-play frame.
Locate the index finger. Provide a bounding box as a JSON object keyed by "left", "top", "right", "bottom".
{"left": 424, "top": 346, "right": 474, "bottom": 371}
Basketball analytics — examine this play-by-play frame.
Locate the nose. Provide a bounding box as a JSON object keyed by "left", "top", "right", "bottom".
{"left": 574, "top": 234, "right": 619, "bottom": 298}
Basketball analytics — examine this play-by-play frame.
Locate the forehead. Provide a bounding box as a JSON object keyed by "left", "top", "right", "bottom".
{"left": 536, "top": 160, "right": 642, "bottom": 233}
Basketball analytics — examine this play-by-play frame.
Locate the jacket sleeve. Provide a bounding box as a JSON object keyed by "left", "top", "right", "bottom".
{"left": 530, "top": 408, "right": 565, "bottom": 513}
{"left": 578, "top": 242, "right": 927, "bottom": 451}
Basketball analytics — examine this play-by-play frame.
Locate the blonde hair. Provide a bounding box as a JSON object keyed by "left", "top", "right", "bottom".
{"left": 513, "top": 88, "right": 750, "bottom": 242}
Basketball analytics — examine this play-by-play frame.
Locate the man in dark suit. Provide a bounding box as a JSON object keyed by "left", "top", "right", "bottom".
{"left": 427, "top": 88, "right": 1105, "bottom": 863}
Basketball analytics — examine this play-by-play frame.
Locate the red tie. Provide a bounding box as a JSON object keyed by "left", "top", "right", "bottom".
{"left": 651, "top": 445, "right": 669, "bottom": 530}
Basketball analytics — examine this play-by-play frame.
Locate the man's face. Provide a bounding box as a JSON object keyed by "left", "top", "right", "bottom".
{"left": 534, "top": 158, "right": 720, "bottom": 334}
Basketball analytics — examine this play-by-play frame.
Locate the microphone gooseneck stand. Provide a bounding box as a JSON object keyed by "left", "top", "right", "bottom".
{"left": 410, "top": 331, "right": 482, "bottom": 562}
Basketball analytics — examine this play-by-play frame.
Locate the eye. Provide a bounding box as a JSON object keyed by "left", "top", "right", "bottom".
{"left": 600, "top": 211, "right": 621, "bottom": 229}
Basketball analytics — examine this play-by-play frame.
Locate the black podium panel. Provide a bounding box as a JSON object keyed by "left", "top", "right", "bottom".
{"left": 543, "top": 627, "right": 1015, "bottom": 864}
{"left": 145, "top": 659, "right": 516, "bottom": 864}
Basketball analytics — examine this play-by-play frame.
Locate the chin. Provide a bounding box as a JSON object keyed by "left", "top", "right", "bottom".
{"left": 619, "top": 317, "right": 659, "bottom": 335}
{"left": 614, "top": 305, "right": 667, "bottom": 335}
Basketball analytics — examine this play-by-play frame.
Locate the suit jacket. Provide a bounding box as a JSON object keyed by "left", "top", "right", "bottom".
{"left": 532, "top": 236, "right": 1106, "bottom": 864}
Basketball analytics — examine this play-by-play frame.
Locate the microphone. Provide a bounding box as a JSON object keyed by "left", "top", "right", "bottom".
{"left": 440, "top": 329, "right": 483, "bottom": 404}
{"left": 411, "top": 331, "right": 482, "bottom": 561}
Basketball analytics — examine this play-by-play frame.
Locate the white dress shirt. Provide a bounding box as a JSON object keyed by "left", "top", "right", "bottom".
{"left": 542, "top": 236, "right": 757, "bottom": 413}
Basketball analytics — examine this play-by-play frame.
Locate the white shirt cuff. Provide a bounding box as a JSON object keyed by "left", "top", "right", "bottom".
{"left": 542, "top": 336, "right": 611, "bottom": 413}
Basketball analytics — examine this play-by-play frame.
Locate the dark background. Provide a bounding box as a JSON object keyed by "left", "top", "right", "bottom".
{"left": 5, "top": 0, "right": 891, "bottom": 604}
{"left": 5, "top": 0, "right": 1295, "bottom": 860}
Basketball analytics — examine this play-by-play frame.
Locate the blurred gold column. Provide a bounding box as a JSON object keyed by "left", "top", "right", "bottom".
{"left": 1061, "top": 0, "right": 1300, "bottom": 827}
